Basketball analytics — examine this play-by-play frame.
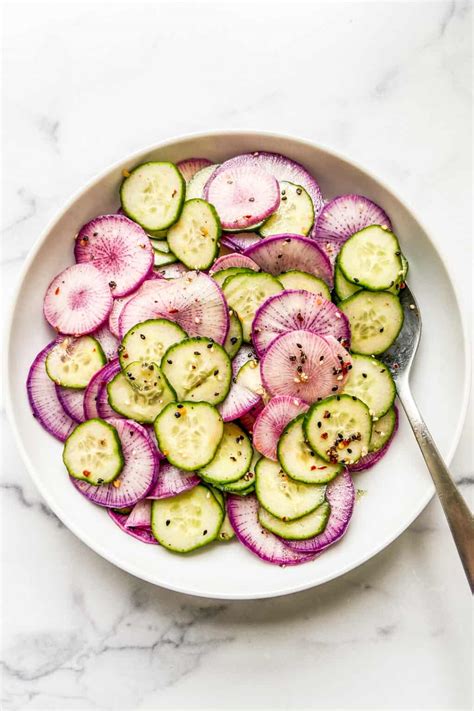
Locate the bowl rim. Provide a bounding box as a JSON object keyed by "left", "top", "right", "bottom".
{"left": 5, "top": 129, "right": 471, "bottom": 599}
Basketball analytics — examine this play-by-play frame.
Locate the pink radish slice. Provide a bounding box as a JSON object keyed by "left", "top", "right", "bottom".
{"left": 43, "top": 264, "right": 113, "bottom": 335}
{"left": 324, "top": 335, "right": 352, "bottom": 371}
{"left": 232, "top": 344, "right": 258, "bottom": 376}
{"left": 285, "top": 469, "right": 355, "bottom": 554}
{"left": 72, "top": 419, "right": 158, "bottom": 508}
{"left": 210, "top": 253, "right": 260, "bottom": 274}
{"left": 260, "top": 330, "right": 348, "bottom": 403}
{"left": 83, "top": 359, "right": 121, "bottom": 420}
{"left": 147, "top": 461, "right": 200, "bottom": 499}
{"left": 221, "top": 232, "right": 261, "bottom": 252}
{"left": 218, "top": 382, "right": 261, "bottom": 422}
{"left": 349, "top": 406, "right": 399, "bottom": 473}
{"left": 55, "top": 385, "right": 85, "bottom": 423}
{"left": 153, "top": 262, "right": 189, "bottom": 279}
{"left": 204, "top": 161, "right": 280, "bottom": 230}
{"left": 96, "top": 362, "right": 124, "bottom": 420}
{"left": 252, "top": 290, "right": 350, "bottom": 356}
{"left": 227, "top": 495, "right": 315, "bottom": 566}
{"left": 26, "top": 343, "right": 76, "bottom": 441}
{"left": 177, "top": 157, "right": 213, "bottom": 183}
{"left": 315, "top": 194, "right": 392, "bottom": 243}
{"left": 108, "top": 279, "right": 162, "bottom": 337}
{"left": 93, "top": 324, "right": 119, "bottom": 361}
{"left": 108, "top": 510, "right": 157, "bottom": 545}
{"left": 252, "top": 396, "right": 309, "bottom": 461}
{"left": 125, "top": 499, "right": 152, "bottom": 528}
{"left": 119, "top": 271, "right": 229, "bottom": 345}
{"left": 243, "top": 234, "right": 333, "bottom": 288}
{"left": 74, "top": 215, "right": 154, "bottom": 298}
{"left": 239, "top": 400, "right": 265, "bottom": 433}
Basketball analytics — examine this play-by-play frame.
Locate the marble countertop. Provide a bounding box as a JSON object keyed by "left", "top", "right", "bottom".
{"left": 2, "top": 2, "right": 472, "bottom": 709}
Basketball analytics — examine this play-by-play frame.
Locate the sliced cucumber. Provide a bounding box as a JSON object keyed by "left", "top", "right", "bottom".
{"left": 151, "top": 485, "right": 224, "bottom": 552}
{"left": 119, "top": 319, "right": 187, "bottom": 370}
{"left": 223, "top": 312, "right": 243, "bottom": 359}
{"left": 278, "top": 270, "right": 331, "bottom": 300}
{"left": 199, "top": 422, "right": 252, "bottom": 484}
{"left": 153, "top": 250, "right": 178, "bottom": 267}
{"left": 213, "top": 449, "right": 259, "bottom": 494}
{"left": 304, "top": 395, "right": 372, "bottom": 465}
{"left": 120, "top": 161, "right": 185, "bottom": 232}
{"left": 167, "top": 199, "right": 221, "bottom": 270}
{"left": 369, "top": 406, "right": 397, "bottom": 452}
{"left": 277, "top": 414, "right": 342, "bottom": 484}
{"left": 186, "top": 164, "right": 218, "bottom": 200}
{"left": 161, "top": 337, "right": 232, "bottom": 405}
{"left": 218, "top": 513, "right": 236, "bottom": 541}
{"left": 209, "top": 487, "right": 225, "bottom": 510}
{"left": 63, "top": 418, "right": 124, "bottom": 484}
{"left": 334, "top": 264, "right": 360, "bottom": 301}
{"left": 339, "top": 291, "right": 404, "bottom": 355}
{"left": 154, "top": 401, "right": 224, "bottom": 471}
{"left": 46, "top": 336, "right": 106, "bottom": 389}
{"left": 212, "top": 267, "right": 256, "bottom": 287}
{"left": 150, "top": 237, "right": 170, "bottom": 250}
{"left": 342, "top": 354, "right": 395, "bottom": 419}
{"left": 338, "top": 226, "right": 402, "bottom": 291}
{"left": 258, "top": 501, "right": 330, "bottom": 540}
{"left": 255, "top": 457, "right": 326, "bottom": 521}
{"left": 107, "top": 361, "right": 176, "bottom": 423}
{"left": 259, "top": 181, "right": 314, "bottom": 238}
{"left": 235, "top": 359, "right": 265, "bottom": 397}
{"left": 222, "top": 272, "right": 283, "bottom": 341}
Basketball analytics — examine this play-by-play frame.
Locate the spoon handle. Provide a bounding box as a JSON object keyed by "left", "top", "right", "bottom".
{"left": 397, "top": 384, "right": 474, "bottom": 591}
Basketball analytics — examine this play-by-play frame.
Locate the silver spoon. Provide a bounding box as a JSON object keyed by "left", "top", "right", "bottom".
{"left": 379, "top": 284, "right": 473, "bottom": 591}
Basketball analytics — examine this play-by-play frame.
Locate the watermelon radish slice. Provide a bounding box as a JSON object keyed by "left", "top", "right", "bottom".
{"left": 231, "top": 344, "right": 258, "bottom": 376}
{"left": 349, "top": 406, "right": 399, "bottom": 473}
{"left": 260, "top": 330, "right": 350, "bottom": 402}
{"left": 93, "top": 324, "right": 119, "bottom": 361}
{"left": 108, "top": 279, "right": 163, "bottom": 337}
{"left": 43, "top": 264, "right": 113, "bottom": 335}
{"left": 285, "top": 469, "right": 355, "bottom": 554}
{"left": 243, "top": 234, "right": 333, "bottom": 288}
{"left": 147, "top": 461, "right": 200, "bottom": 499}
{"left": 239, "top": 400, "right": 265, "bottom": 433}
{"left": 55, "top": 385, "right": 85, "bottom": 423}
{"left": 315, "top": 194, "right": 392, "bottom": 243}
{"left": 153, "top": 262, "right": 189, "bottom": 279}
{"left": 26, "top": 343, "right": 76, "bottom": 441}
{"left": 72, "top": 419, "right": 158, "bottom": 508}
{"left": 108, "top": 510, "right": 157, "bottom": 544}
{"left": 204, "top": 161, "right": 280, "bottom": 231}
{"left": 96, "top": 361, "right": 124, "bottom": 420}
{"left": 83, "top": 359, "right": 121, "bottom": 420}
{"left": 252, "top": 396, "right": 309, "bottom": 461}
{"left": 125, "top": 499, "right": 152, "bottom": 528}
{"left": 252, "top": 290, "right": 350, "bottom": 356}
{"left": 74, "top": 215, "right": 154, "bottom": 298}
{"left": 176, "top": 157, "right": 213, "bottom": 183}
{"left": 227, "top": 495, "right": 315, "bottom": 566}
{"left": 119, "top": 271, "right": 229, "bottom": 345}
{"left": 218, "top": 382, "right": 261, "bottom": 422}
{"left": 210, "top": 253, "right": 260, "bottom": 274}
{"left": 221, "top": 232, "right": 261, "bottom": 252}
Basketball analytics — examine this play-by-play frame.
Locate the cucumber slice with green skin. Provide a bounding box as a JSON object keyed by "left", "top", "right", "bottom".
{"left": 258, "top": 501, "right": 330, "bottom": 540}
{"left": 154, "top": 401, "right": 224, "bottom": 471}
{"left": 167, "top": 199, "right": 221, "bottom": 270}
{"left": 212, "top": 449, "right": 259, "bottom": 493}
{"left": 151, "top": 485, "right": 224, "bottom": 553}
{"left": 153, "top": 250, "right": 178, "bottom": 267}
{"left": 369, "top": 406, "right": 397, "bottom": 452}
{"left": 218, "top": 512, "right": 236, "bottom": 541}
{"left": 149, "top": 238, "right": 170, "bottom": 250}
{"left": 334, "top": 259, "right": 408, "bottom": 300}
{"left": 209, "top": 487, "right": 225, "bottom": 510}
{"left": 339, "top": 291, "right": 404, "bottom": 355}
{"left": 223, "top": 312, "right": 243, "bottom": 359}
{"left": 161, "top": 337, "right": 232, "bottom": 405}
{"left": 63, "top": 418, "right": 124, "bottom": 484}
{"left": 259, "top": 181, "right": 314, "bottom": 238}
{"left": 277, "top": 414, "right": 342, "bottom": 484}
{"left": 338, "top": 226, "right": 402, "bottom": 291}
{"left": 222, "top": 272, "right": 283, "bottom": 342}
{"left": 120, "top": 162, "right": 185, "bottom": 232}
{"left": 198, "top": 422, "right": 252, "bottom": 484}
{"left": 107, "top": 362, "right": 176, "bottom": 423}
{"left": 304, "top": 395, "right": 372, "bottom": 465}
{"left": 186, "top": 164, "right": 218, "bottom": 200}
{"left": 119, "top": 318, "right": 187, "bottom": 370}
{"left": 212, "top": 267, "right": 256, "bottom": 287}
{"left": 342, "top": 354, "right": 395, "bottom": 419}
{"left": 46, "top": 336, "right": 106, "bottom": 389}
{"left": 278, "top": 271, "right": 331, "bottom": 300}
{"left": 255, "top": 457, "right": 326, "bottom": 521}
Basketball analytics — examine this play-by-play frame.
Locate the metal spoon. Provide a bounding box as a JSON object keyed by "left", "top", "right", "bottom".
{"left": 379, "top": 284, "right": 473, "bottom": 591}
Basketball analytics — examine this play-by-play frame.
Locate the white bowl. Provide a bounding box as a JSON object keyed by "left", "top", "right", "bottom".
{"left": 6, "top": 131, "right": 469, "bottom": 599}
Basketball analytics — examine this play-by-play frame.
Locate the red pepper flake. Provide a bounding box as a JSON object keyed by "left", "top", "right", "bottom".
{"left": 83, "top": 470, "right": 91, "bottom": 478}
{"left": 323, "top": 410, "right": 331, "bottom": 419}
{"left": 310, "top": 465, "right": 317, "bottom": 471}
{"left": 55, "top": 287, "right": 60, "bottom": 295}
{"left": 317, "top": 466, "right": 327, "bottom": 470}
{"left": 321, "top": 432, "right": 328, "bottom": 440}
{"left": 169, "top": 308, "right": 179, "bottom": 314}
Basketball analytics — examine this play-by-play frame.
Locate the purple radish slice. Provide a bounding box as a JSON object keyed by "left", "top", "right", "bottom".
{"left": 315, "top": 194, "right": 392, "bottom": 243}
{"left": 221, "top": 231, "right": 261, "bottom": 252}
{"left": 252, "top": 396, "right": 308, "bottom": 461}
{"left": 96, "top": 361, "right": 124, "bottom": 420}
{"left": 204, "top": 161, "right": 280, "bottom": 231}
{"left": 153, "top": 262, "right": 189, "bottom": 279}
{"left": 125, "top": 499, "right": 152, "bottom": 528}
{"left": 93, "top": 324, "right": 119, "bottom": 361}
{"left": 176, "top": 157, "right": 213, "bottom": 183}
{"left": 349, "top": 406, "right": 399, "bottom": 473}
{"left": 108, "top": 279, "right": 163, "bottom": 337}
{"left": 55, "top": 385, "right": 85, "bottom": 423}
{"left": 43, "top": 263, "right": 113, "bottom": 335}
{"left": 285, "top": 469, "right": 355, "bottom": 554}
{"left": 26, "top": 343, "right": 76, "bottom": 441}
{"left": 147, "top": 461, "right": 200, "bottom": 499}
{"left": 83, "top": 359, "right": 121, "bottom": 420}
{"left": 324, "top": 335, "right": 352, "bottom": 370}
{"left": 119, "top": 271, "right": 229, "bottom": 345}
{"left": 210, "top": 253, "right": 260, "bottom": 274}
{"left": 244, "top": 234, "right": 333, "bottom": 288}
{"left": 232, "top": 344, "right": 258, "bottom": 376}
{"left": 252, "top": 290, "right": 350, "bottom": 356}
{"left": 72, "top": 418, "right": 158, "bottom": 508}
{"left": 239, "top": 400, "right": 265, "bottom": 433}
{"left": 227, "top": 495, "right": 315, "bottom": 566}
{"left": 74, "top": 215, "right": 154, "bottom": 298}
{"left": 108, "top": 510, "right": 158, "bottom": 544}
{"left": 218, "top": 382, "right": 261, "bottom": 422}
{"left": 260, "top": 330, "right": 350, "bottom": 402}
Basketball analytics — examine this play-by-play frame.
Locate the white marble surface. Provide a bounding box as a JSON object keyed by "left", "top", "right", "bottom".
{"left": 1, "top": 2, "right": 472, "bottom": 709}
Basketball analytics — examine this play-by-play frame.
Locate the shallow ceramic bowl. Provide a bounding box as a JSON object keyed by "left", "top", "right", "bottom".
{"left": 6, "top": 131, "right": 469, "bottom": 599}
